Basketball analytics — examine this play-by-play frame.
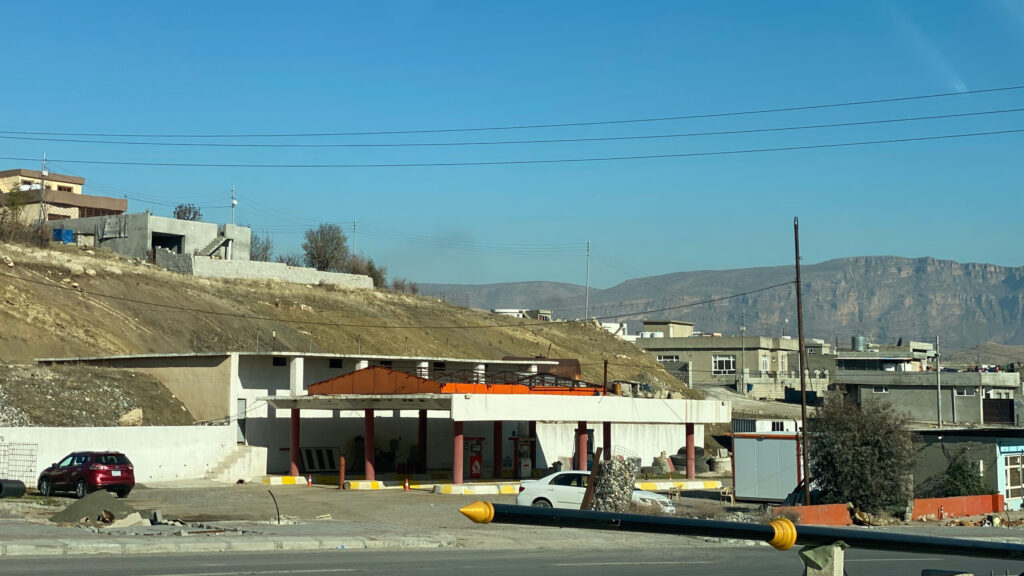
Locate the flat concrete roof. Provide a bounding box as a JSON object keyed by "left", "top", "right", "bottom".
{"left": 36, "top": 351, "right": 560, "bottom": 367}
{"left": 265, "top": 394, "right": 731, "bottom": 425}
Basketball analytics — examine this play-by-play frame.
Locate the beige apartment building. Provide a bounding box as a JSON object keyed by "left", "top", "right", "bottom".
{"left": 0, "top": 168, "right": 126, "bottom": 222}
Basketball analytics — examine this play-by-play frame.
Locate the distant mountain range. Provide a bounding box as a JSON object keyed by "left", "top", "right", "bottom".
{"left": 421, "top": 256, "right": 1024, "bottom": 351}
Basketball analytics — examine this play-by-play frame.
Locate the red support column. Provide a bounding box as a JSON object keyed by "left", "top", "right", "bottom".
{"left": 364, "top": 409, "right": 376, "bottom": 482}
{"left": 576, "top": 421, "right": 588, "bottom": 471}
{"left": 289, "top": 409, "right": 301, "bottom": 476}
{"left": 492, "top": 421, "right": 503, "bottom": 479}
{"left": 685, "top": 423, "right": 695, "bottom": 480}
{"left": 453, "top": 421, "right": 464, "bottom": 485}
{"left": 528, "top": 421, "right": 537, "bottom": 469}
{"left": 602, "top": 421, "right": 612, "bottom": 461}
{"left": 418, "top": 410, "right": 428, "bottom": 474}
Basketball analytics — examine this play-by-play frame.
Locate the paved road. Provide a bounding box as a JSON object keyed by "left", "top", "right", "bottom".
{"left": 0, "top": 546, "right": 1020, "bottom": 576}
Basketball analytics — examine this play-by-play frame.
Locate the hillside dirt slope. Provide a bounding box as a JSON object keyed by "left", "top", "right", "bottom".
{"left": 0, "top": 241, "right": 698, "bottom": 426}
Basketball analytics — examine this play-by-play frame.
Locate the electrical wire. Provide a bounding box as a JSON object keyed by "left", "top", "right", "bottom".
{"left": 0, "top": 269, "right": 792, "bottom": 328}
{"left": 3, "top": 127, "right": 1021, "bottom": 168}
{"left": 2, "top": 84, "right": 1022, "bottom": 138}
{"left": 2, "top": 107, "right": 1022, "bottom": 148}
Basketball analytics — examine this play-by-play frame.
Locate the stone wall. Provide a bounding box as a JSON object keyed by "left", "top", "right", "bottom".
{"left": 191, "top": 258, "right": 373, "bottom": 289}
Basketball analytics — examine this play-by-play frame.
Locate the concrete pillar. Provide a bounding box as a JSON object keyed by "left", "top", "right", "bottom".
{"left": 453, "top": 421, "right": 464, "bottom": 485}
{"left": 289, "top": 357, "right": 305, "bottom": 396}
{"left": 473, "top": 364, "right": 486, "bottom": 383}
{"left": 602, "top": 422, "right": 612, "bottom": 460}
{"left": 528, "top": 421, "right": 537, "bottom": 469}
{"left": 355, "top": 359, "right": 369, "bottom": 370}
{"left": 576, "top": 421, "right": 588, "bottom": 471}
{"left": 685, "top": 423, "right": 695, "bottom": 480}
{"left": 364, "top": 409, "right": 376, "bottom": 482}
{"left": 493, "top": 421, "right": 503, "bottom": 478}
{"left": 416, "top": 361, "right": 429, "bottom": 379}
{"left": 289, "top": 409, "right": 300, "bottom": 476}
{"left": 418, "top": 410, "right": 428, "bottom": 473}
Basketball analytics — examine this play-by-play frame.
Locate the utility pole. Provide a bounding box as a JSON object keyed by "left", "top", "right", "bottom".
{"left": 740, "top": 308, "right": 746, "bottom": 394}
{"left": 794, "top": 217, "right": 811, "bottom": 506}
{"left": 936, "top": 335, "right": 942, "bottom": 428}
{"left": 231, "top": 185, "right": 237, "bottom": 225}
{"left": 38, "top": 153, "right": 48, "bottom": 225}
{"left": 584, "top": 240, "right": 591, "bottom": 320}
{"left": 353, "top": 220, "right": 357, "bottom": 254}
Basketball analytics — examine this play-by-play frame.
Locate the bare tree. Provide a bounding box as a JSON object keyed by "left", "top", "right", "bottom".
{"left": 301, "top": 223, "right": 350, "bottom": 272}
{"left": 276, "top": 252, "right": 303, "bottom": 266}
{"left": 250, "top": 232, "right": 274, "bottom": 262}
{"left": 173, "top": 203, "right": 203, "bottom": 221}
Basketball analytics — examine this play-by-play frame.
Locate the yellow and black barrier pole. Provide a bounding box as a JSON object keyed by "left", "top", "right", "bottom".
{"left": 460, "top": 501, "right": 1024, "bottom": 561}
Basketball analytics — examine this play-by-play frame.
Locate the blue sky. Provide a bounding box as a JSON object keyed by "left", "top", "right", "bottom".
{"left": 2, "top": 2, "right": 1022, "bottom": 287}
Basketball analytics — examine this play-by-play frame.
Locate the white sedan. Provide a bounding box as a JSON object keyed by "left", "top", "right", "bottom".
{"left": 516, "top": 470, "right": 676, "bottom": 514}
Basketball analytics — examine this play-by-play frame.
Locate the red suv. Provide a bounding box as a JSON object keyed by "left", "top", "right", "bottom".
{"left": 37, "top": 452, "right": 135, "bottom": 499}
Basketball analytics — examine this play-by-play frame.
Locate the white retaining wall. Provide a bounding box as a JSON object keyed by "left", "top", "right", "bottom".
{"left": 191, "top": 258, "right": 373, "bottom": 289}
{"left": 0, "top": 426, "right": 266, "bottom": 484}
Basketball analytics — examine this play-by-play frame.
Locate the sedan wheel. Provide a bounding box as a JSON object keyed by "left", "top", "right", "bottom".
{"left": 75, "top": 479, "right": 88, "bottom": 499}
{"left": 38, "top": 477, "right": 52, "bottom": 497}
{"left": 531, "top": 499, "right": 552, "bottom": 508}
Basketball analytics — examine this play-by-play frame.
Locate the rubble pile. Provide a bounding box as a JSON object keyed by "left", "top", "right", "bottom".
{"left": 589, "top": 457, "right": 638, "bottom": 513}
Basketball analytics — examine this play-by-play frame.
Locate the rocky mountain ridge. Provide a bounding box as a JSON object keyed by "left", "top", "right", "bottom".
{"left": 422, "top": 256, "right": 1024, "bottom": 350}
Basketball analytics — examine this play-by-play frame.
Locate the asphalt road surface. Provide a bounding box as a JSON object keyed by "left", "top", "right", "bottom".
{"left": 2, "top": 547, "right": 1022, "bottom": 576}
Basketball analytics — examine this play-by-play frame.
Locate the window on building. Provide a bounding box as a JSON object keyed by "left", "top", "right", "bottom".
{"left": 57, "top": 185, "right": 72, "bottom": 192}
{"left": 872, "top": 386, "right": 889, "bottom": 393}
{"left": 808, "top": 348, "right": 817, "bottom": 355}
{"left": 771, "top": 421, "right": 785, "bottom": 432}
{"left": 433, "top": 361, "right": 446, "bottom": 371}
{"left": 761, "top": 355, "right": 770, "bottom": 372}
{"left": 656, "top": 355, "right": 679, "bottom": 363}
{"left": 379, "top": 360, "right": 392, "bottom": 367}
{"left": 712, "top": 355, "right": 736, "bottom": 375}
{"left": 1006, "top": 455, "right": 1024, "bottom": 499}
{"left": 955, "top": 388, "right": 976, "bottom": 397}
{"left": 329, "top": 359, "right": 342, "bottom": 369}
{"left": 272, "top": 357, "right": 286, "bottom": 367}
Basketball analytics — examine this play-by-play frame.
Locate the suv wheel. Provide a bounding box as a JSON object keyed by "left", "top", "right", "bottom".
{"left": 38, "top": 477, "right": 52, "bottom": 497}
{"left": 75, "top": 479, "right": 89, "bottom": 499}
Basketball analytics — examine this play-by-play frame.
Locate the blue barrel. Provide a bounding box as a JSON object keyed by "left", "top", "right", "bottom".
{"left": 51, "top": 228, "right": 74, "bottom": 244}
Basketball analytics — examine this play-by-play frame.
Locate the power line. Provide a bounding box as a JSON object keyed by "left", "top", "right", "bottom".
{"left": 2, "top": 85, "right": 1022, "bottom": 138}
{"left": 0, "top": 269, "right": 791, "bottom": 329}
{"left": 2, "top": 127, "right": 1022, "bottom": 168}
{"left": 2, "top": 107, "right": 1022, "bottom": 148}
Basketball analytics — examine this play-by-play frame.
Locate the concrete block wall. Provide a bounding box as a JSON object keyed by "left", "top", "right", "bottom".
{"left": 191, "top": 258, "right": 373, "bottom": 289}
{"left": 154, "top": 249, "right": 194, "bottom": 275}
{"left": 0, "top": 425, "right": 263, "bottom": 483}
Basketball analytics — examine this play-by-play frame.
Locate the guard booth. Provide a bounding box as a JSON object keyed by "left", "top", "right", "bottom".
{"left": 732, "top": 418, "right": 803, "bottom": 501}
{"left": 465, "top": 437, "right": 485, "bottom": 479}
{"left": 511, "top": 436, "right": 536, "bottom": 479}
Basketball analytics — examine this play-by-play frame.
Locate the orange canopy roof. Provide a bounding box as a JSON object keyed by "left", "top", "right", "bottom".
{"left": 308, "top": 366, "right": 604, "bottom": 397}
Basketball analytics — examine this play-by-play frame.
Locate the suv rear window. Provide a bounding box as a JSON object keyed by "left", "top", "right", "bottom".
{"left": 96, "top": 454, "right": 131, "bottom": 465}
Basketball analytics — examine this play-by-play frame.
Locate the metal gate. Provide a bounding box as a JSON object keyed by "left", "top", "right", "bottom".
{"left": 984, "top": 399, "right": 1015, "bottom": 425}
{"left": 0, "top": 442, "right": 38, "bottom": 485}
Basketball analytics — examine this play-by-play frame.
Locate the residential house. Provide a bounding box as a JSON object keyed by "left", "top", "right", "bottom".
{"left": 491, "top": 309, "right": 553, "bottom": 321}
{"left": 0, "top": 168, "right": 126, "bottom": 222}
{"left": 913, "top": 428, "right": 1024, "bottom": 510}
{"left": 633, "top": 320, "right": 827, "bottom": 399}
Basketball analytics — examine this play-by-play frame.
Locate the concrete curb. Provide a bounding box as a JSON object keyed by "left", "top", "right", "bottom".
{"left": 635, "top": 480, "right": 723, "bottom": 491}
{"left": 431, "top": 484, "right": 519, "bottom": 495}
{"left": 0, "top": 534, "right": 457, "bottom": 557}
{"left": 260, "top": 476, "right": 308, "bottom": 486}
